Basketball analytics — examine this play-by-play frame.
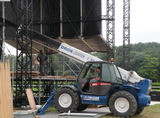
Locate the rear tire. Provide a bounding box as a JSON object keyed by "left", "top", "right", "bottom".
{"left": 53, "top": 88, "right": 79, "bottom": 113}
{"left": 109, "top": 91, "right": 137, "bottom": 117}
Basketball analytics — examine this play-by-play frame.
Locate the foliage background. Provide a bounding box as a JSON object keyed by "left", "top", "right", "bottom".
{"left": 94, "top": 42, "right": 160, "bottom": 82}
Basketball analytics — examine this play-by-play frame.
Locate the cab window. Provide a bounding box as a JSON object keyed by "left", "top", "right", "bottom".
{"left": 108, "top": 64, "right": 122, "bottom": 84}
{"left": 78, "top": 64, "right": 90, "bottom": 80}
{"left": 101, "top": 63, "right": 111, "bottom": 82}
{"left": 78, "top": 63, "right": 101, "bottom": 80}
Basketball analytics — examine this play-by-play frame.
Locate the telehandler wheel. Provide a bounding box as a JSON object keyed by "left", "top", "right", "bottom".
{"left": 53, "top": 88, "right": 79, "bottom": 113}
{"left": 135, "top": 107, "right": 144, "bottom": 115}
{"left": 109, "top": 91, "right": 137, "bottom": 117}
{"left": 76, "top": 104, "right": 89, "bottom": 111}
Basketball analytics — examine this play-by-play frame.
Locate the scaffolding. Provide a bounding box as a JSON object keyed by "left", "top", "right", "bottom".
{"left": 106, "top": 0, "right": 115, "bottom": 60}
{"left": 123, "top": 0, "right": 131, "bottom": 70}
{"left": 15, "top": 0, "right": 33, "bottom": 105}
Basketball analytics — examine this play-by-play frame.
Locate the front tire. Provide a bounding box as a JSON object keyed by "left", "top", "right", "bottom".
{"left": 76, "top": 104, "right": 89, "bottom": 111}
{"left": 135, "top": 107, "right": 144, "bottom": 115}
{"left": 109, "top": 91, "right": 137, "bottom": 117}
{"left": 53, "top": 88, "right": 79, "bottom": 113}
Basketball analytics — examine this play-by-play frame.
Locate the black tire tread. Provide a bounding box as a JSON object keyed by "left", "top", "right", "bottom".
{"left": 135, "top": 107, "right": 144, "bottom": 115}
{"left": 53, "top": 88, "right": 79, "bottom": 113}
{"left": 109, "top": 91, "right": 137, "bottom": 117}
{"left": 76, "top": 104, "right": 89, "bottom": 111}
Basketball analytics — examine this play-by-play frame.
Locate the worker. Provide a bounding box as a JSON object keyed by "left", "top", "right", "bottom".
{"left": 82, "top": 66, "right": 101, "bottom": 92}
{"left": 37, "top": 50, "right": 47, "bottom": 76}
{"left": 91, "top": 67, "right": 101, "bottom": 82}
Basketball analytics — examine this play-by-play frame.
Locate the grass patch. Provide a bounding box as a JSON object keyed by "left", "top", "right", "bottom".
{"left": 152, "top": 89, "right": 160, "bottom": 92}
{"left": 152, "top": 82, "right": 160, "bottom": 86}
{"left": 101, "top": 104, "right": 160, "bottom": 118}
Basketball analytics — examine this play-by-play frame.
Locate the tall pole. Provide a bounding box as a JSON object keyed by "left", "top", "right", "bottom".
{"left": 123, "top": 0, "right": 130, "bottom": 70}
{"left": 40, "top": 0, "right": 43, "bottom": 34}
{"left": 0, "top": 0, "right": 11, "bottom": 62}
{"left": 2, "top": 1, "right": 5, "bottom": 63}
{"left": 80, "top": 0, "right": 83, "bottom": 37}
{"left": 106, "top": 0, "right": 115, "bottom": 61}
{"left": 60, "top": 0, "right": 63, "bottom": 37}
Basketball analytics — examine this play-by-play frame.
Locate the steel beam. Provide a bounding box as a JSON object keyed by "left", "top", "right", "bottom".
{"left": 123, "top": 0, "right": 130, "bottom": 70}
{"left": 106, "top": 0, "right": 115, "bottom": 60}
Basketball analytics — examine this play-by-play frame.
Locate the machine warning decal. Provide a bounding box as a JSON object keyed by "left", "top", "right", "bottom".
{"left": 82, "top": 96, "right": 100, "bottom": 101}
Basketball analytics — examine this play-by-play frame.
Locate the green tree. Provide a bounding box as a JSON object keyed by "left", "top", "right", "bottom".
{"left": 130, "top": 51, "right": 145, "bottom": 71}
{"left": 137, "top": 55, "right": 159, "bottom": 82}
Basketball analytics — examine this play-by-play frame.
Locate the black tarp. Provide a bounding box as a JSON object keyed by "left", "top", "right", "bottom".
{"left": 82, "top": 0, "right": 101, "bottom": 36}
{"left": 0, "top": 0, "right": 102, "bottom": 39}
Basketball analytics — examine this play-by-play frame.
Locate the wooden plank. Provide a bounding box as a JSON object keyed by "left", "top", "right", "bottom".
{"left": 11, "top": 71, "right": 77, "bottom": 79}
{"left": 42, "top": 76, "right": 77, "bottom": 79}
{"left": 5, "top": 60, "right": 14, "bottom": 118}
{"left": 0, "top": 63, "right": 4, "bottom": 118}
{"left": 25, "top": 88, "right": 37, "bottom": 110}
{"left": 0, "top": 61, "right": 14, "bottom": 118}
{"left": 11, "top": 71, "right": 40, "bottom": 77}
{"left": 4, "top": 63, "right": 8, "bottom": 118}
{"left": 1, "top": 63, "right": 7, "bottom": 118}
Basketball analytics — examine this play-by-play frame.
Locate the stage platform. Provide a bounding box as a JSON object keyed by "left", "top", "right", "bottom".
{"left": 11, "top": 72, "right": 77, "bottom": 105}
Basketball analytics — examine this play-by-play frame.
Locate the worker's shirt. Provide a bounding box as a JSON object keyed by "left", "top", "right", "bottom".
{"left": 37, "top": 53, "right": 47, "bottom": 65}
{"left": 95, "top": 72, "right": 100, "bottom": 78}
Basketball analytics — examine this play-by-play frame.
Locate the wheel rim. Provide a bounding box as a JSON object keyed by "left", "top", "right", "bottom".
{"left": 58, "top": 93, "right": 72, "bottom": 108}
{"left": 114, "top": 97, "right": 130, "bottom": 113}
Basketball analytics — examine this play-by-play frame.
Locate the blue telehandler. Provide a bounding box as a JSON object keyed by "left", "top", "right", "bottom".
{"left": 37, "top": 60, "right": 152, "bottom": 117}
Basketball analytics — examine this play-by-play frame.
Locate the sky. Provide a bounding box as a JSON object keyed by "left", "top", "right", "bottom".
{"left": 4, "top": 0, "right": 160, "bottom": 55}
{"left": 102, "top": 0, "right": 160, "bottom": 46}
